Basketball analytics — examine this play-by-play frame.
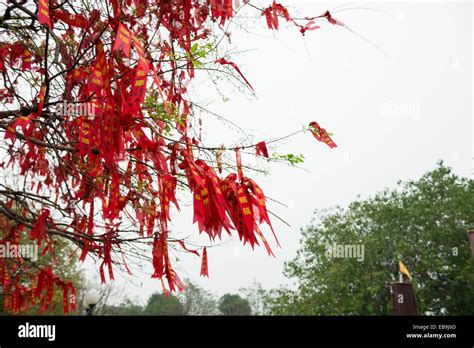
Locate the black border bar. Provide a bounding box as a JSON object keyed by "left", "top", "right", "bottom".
{"left": 0, "top": 315, "right": 472, "bottom": 346}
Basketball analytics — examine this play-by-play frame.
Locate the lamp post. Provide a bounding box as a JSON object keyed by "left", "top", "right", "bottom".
{"left": 84, "top": 290, "right": 100, "bottom": 316}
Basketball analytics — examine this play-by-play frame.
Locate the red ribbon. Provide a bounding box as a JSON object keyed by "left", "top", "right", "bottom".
{"left": 309, "top": 121, "right": 337, "bottom": 149}
{"left": 215, "top": 58, "right": 254, "bottom": 91}
{"left": 200, "top": 247, "right": 209, "bottom": 277}
{"left": 38, "top": 0, "right": 52, "bottom": 29}
{"left": 255, "top": 141, "right": 269, "bottom": 158}
{"left": 53, "top": 10, "right": 88, "bottom": 28}
{"left": 112, "top": 23, "right": 132, "bottom": 58}
{"left": 235, "top": 147, "right": 243, "bottom": 180}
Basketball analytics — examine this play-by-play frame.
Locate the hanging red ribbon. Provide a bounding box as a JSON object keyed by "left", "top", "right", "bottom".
{"left": 38, "top": 0, "right": 52, "bottom": 29}
{"left": 177, "top": 240, "right": 200, "bottom": 257}
{"left": 29, "top": 209, "right": 50, "bottom": 247}
{"left": 262, "top": 2, "right": 291, "bottom": 30}
{"left": 309, "top": 121, "right": 337, "bottom": 149}
{"left": 323, "top": 10, "right": 345, "bottom": 27}
{"left": 53, "top": 10, "right": 88, "bottom": 28}
{"left": 200, "top": 247, "right": 209, "bottom": 277}
{"left": 235, "top": 147, "right": 243, "bottom": 180}
{"left": 37, "top": 83, "right": 46, "bottom": 116}
{"left": 255, "top": 141, "right": 269, "bottom": 158}
{"left": 215, "top": 58, "right": 254, "bottom": 91}
{"left": 112, "top": 23, "right": 132, "bottom": 58}
{"left": 300, "top": 19, "right": 320, "bottom": 35}
{"left": 4, "top": 116, "right": 33, "bottom": 144}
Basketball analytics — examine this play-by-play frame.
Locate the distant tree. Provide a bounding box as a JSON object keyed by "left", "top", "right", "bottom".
{"left": 240, "top": 280, "right": 270, "bottom": 315}
{"left": 143, "top": 293, "right": 185, "bottom": 316}
{"left": 101, "top": 299, "right": 143, "bottom": 315}
{"left": 179, "top": 280, "right": 218, "bottom": 315}
{"left": 218, "top": 294, "right": 251, "bottom": 315}
{"left": 85, "top": 282, "right": 146, "bottom": 315}
{"left": 268, "top": 162, "right": 474, "bottom": 315}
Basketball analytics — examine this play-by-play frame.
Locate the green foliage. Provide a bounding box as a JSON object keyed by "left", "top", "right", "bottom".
{"left": 84, "top": 280, "right": 263, "bottom": 316}
{"left": 272, "top": 153, "right": 305, "bottom": 166}
{"left": 144, "top": 94, "right": 183, "bottom": 136}
{"left": 188, "top": 42, "right": 214, "bottom": 68}
{"left": 179, "top": 280, "right": 218, "bottom": 315}
{"left": 143, "top": 292, "right": 185, "bottom": 315}
{"left": 268, "top": 162, "right": 474, "bottom": 315}
{"left": 101, "top": 299, "right": 144, "bottom": 315}
{"left": 239, "top": 280, "right": 271, "bottom": 315}
{"left": 218, "top": 294, "right": 252, "bottom": 315}
{"left": 139, "top": 280, "right": 218, "bottom": 315}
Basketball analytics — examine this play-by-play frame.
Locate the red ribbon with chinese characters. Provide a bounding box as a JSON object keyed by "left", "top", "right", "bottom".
{"left": 309, "top": 121, "right": 337, "bottom": 149}
{"left": 200, "top": 247, "right": 209, "bottom": 277}
{"left": 38, "top": 0, "right": 52, "bottom": 29}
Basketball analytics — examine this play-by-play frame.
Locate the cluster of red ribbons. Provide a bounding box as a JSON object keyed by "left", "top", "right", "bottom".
{"left": 262, "top": 1, "right": 292, "bottom": 30}
{"left": 188, "top": 146, "right": 279, "bottom": 255}
{"left": 261, "top": 3, "right": 344, "bottom": 35}
{"left": 0, "top": 212, "right": 75, "bottom": 314}
{"left": 0, "top": 42, "right": 36, "bottom": 72}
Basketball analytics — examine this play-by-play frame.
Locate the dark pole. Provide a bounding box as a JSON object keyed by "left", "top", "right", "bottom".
{"left": 85, "top": 304, "right": 96, "bottom": 316}
{"left": 391, "top": 282, "right": 419, "bottom": 315}
{"left": 468, "top": 229, "right": 474, "bottom": 256}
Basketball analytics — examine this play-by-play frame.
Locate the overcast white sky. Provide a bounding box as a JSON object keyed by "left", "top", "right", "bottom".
{"left": 83, "top": 1, "right": 473, "bottom": 304}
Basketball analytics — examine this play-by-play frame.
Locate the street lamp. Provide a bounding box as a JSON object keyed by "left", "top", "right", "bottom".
{"left": 84, "top": 290, "right": 100, "bottom": 316}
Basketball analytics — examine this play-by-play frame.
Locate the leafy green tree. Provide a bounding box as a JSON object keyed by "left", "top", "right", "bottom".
{"left": 143, "top": 293, "right": 185, "bottom": 315}
{"left": 179, "top": 280, "right": 218, "bottom": 315}
{"left": 268, "top": 162, "right": 474, "bottom": 315}
{"left": 240, "top": 280, "right": 271, "bottom": 315}
{"left": 218, "top": 294, "right": 252, "bottom": 315}
{"left": 101, "top": 299, "right": 143, "bottom": 315}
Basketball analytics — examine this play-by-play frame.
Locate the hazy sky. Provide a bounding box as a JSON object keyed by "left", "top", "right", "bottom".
{"left": 83, "top": 1, "right": 473, "bottom": 304}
